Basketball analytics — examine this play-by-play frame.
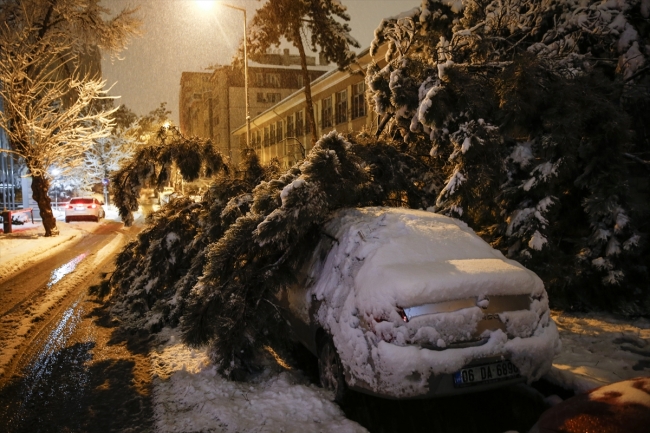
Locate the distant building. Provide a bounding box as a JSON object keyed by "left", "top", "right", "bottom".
{"left": 179, "top": 52, "right": 330, "bottom": 163}
{"left": 231, "top": 44, "right": 389, "bottom": 168}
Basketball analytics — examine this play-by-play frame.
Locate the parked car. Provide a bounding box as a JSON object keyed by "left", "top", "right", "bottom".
{"left": 278, "top": 207, "right": 560, "bottom": 401}
{"left": 64, "top": 197, "right": 105, "bottom": 222}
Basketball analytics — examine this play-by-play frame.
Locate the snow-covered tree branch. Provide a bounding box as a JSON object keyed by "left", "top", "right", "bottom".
{"left": 0, "top": 0, "right": 140, "bottom": 236}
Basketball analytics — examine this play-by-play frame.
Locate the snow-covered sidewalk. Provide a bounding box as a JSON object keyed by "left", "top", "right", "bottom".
{"left": 546, "top": 311, "right": 650, "bottom": 394}
{"left": 150, "top": 328, "right": 364, "bottom": 433}
{"left": 1, "top": 212, "right": 649, "bottom": 432}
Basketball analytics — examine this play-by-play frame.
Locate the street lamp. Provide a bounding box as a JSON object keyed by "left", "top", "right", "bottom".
{"left": 199, "top": 1, "right": 251, "bottom": 150}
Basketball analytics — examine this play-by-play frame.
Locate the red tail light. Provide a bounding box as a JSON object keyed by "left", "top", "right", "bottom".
{"left": 67, "top": 205, "right": 73, "bottom": 209}
{"left": 397, "top": 307, "right": 409, "bottom": 323}
{"left": 88, "top": 204, "right": 97, "bottom": 209}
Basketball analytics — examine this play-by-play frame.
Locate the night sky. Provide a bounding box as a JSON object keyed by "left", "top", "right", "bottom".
{"left": 100, "top": 0, "right": 418, "bottom": 124}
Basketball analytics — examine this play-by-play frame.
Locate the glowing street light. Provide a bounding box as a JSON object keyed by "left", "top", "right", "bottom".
{"left": 196, "top": 1, "right": 251, "bottom": 150}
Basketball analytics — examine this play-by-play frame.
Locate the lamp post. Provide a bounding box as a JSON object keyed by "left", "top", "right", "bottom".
{"left": 219, "top": 3, "right": 251, "bottom": 150}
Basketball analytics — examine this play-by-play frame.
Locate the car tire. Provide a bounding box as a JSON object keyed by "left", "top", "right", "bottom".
{"left": 318, "top": 336, "right": 347, "bottom": 403}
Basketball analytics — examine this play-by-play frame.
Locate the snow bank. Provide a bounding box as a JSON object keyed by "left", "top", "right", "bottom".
{"left": 151, "top": 328, "right": 366, "bottom": 433}
{"left": 545, "top": 311, "right": 650, "bottom": 394}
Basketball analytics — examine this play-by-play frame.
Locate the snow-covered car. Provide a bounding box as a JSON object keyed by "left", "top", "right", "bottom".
{"left": 278, "top": 207, "right": 560, "bottom": 401}
{"left": 64, "top": 197, "right": 105, "bottom": 222}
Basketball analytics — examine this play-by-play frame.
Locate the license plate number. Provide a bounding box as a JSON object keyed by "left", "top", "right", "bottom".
{"left": 75, "top": 206, "right": 85, "bottom": 211}
{"left": 453, "top": 360, "right": 519, "bottom": 387}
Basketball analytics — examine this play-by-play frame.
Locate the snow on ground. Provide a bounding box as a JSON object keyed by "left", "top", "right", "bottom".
{"left": 546, "top": 311, "right": 650, "bottom": 394}
{"left": 2, "top": 206, "right": 649, "bottom": 431}
{"left": 0, "top": 205, "right": 134, "bottom": 375}
{"left": 150, "top": 328, "right": 366, "bottom": 433}
{"left": 0, "top": 205, "right": 125, "bottom": 284}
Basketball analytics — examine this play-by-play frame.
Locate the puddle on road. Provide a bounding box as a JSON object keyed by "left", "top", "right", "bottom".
{"left": 22, "top": 300, "right": 84, "bottom": 400}
{"left": 47, "top": 253, "right": 87, "bottom": 289}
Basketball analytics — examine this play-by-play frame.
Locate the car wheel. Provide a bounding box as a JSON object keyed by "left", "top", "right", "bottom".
{"left": 318, "top": 336, "right": 347, "bottom": 403}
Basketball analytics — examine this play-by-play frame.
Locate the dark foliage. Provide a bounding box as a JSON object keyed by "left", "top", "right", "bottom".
{"left": 110, "top": 127, "right": 227, "bottom": 226}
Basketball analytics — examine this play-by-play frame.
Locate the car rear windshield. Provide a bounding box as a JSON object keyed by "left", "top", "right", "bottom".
{"left": 70, "top": 198, "right": 93, "bottom": 204}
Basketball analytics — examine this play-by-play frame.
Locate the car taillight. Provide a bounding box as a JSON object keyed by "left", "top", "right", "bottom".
{"left": 88, "top": 204, "right": 97, "bottom": 209}
{"left": 67, "top": 205, "right": 73, "bottom": 209}
{"left": 397, "top": 307, "right": 409, "bottom": 323}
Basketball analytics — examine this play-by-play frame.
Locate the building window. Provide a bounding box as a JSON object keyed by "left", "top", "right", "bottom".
{"left": 264, "top": 127, "right": 270, "bottom": 146}
{"left": 266, "top": 92, "right": 281, "bottom": 103}
{"left": 322, "top": 97, "right": 333, "bottom": 128}
{"left": 335, "top": 90, "right": 347, "bottom": 125}
{"left": 266, "top": 73, "right": 281, "bottom": 87}
{"left": 270, "top": 124, "right": 276, "bottom": 145}
{"left": 257, "top": 92, "right": 265, "bottom": 102}
{"left": 255, "top": 131, "right": 261, "bottom": 146}
{"left": 296, "top": 111, "right": 304, "bottom": 136}
{"left": 352, "top": 81, "right": 366, "bottom": 119}
{"left": 286, "top": 115, "right": 294, "bottom": 137}
{"left": 276, "top": 121, "right": 283, "bottom": 142}
{"left": 296, "top": 75, "right": 303, "bottom": 88}
{"left": 305, "top": 109, "right": 311, "bottom": 134}
{"left": 255, "top": 73, "right": 264, "bottom": 86}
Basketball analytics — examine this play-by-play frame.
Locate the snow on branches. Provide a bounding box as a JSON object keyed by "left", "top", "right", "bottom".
{"left": 368, "top": 0, "right": 649, "bottom": 312}
{"left": 110, "top": 127, "right": 227, "bottom": 226}
{"left": 0, "top": 0, "right": 140, "bottom": 236}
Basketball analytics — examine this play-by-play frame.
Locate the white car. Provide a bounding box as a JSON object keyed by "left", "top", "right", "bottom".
{"left": 64, "top": 197, "right": 105, "bottom": 222}
{"left": 278, "top": 207, "right": 560, "bottom": 401}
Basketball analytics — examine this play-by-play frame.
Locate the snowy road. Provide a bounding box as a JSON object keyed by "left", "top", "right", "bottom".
{"left": 0, "top": 220, "right": 153, "bottom": 432}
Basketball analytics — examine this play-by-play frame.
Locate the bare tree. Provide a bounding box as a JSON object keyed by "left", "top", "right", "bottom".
{"left": 0, "top": 0, "right": 140, "bottom": 236}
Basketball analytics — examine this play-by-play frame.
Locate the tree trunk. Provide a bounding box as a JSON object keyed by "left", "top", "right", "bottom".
{"left": 31, "top": 173, "right": 59, "bottom": 237}
{"left": 293, "top": 27, "right": 318, "bottom": 147}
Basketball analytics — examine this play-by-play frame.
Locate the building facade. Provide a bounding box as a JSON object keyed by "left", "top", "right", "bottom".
{"left": 179, "top": 58, "right": 330, "bottom": 163}
{"left": 231, "top": 45, "right": 389, "bottom": 168}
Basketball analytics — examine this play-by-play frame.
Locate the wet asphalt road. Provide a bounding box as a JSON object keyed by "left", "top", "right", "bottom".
{"left": 0, "top": 221, "right": 154, "bottom": 433}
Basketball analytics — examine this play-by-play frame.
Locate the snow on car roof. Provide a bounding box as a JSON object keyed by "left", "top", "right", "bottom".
{"left": 321, "top": 207, "right": 543, "bottom": 308}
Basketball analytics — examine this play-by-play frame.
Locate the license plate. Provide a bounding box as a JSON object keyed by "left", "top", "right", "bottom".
{"left": 75, "top": 206, "right": 85, "bottom": 211}
{"left": 453, "top": 360, "right": 519, "bottom": 387}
